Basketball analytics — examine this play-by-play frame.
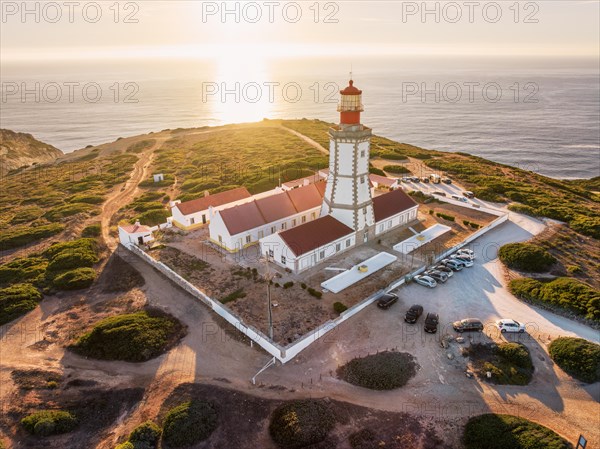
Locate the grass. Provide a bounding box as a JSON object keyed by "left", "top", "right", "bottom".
{"left": 162, "top": 401, "right": 218, "bottom": 448}
{"left": 21, "top": 410, "right": 78, "bottom": 436}
{"left": 548, "top": 337, "right": 600, "bottom": 383}
{"left": 220, "top": 288, "right": 246, "bottom": 304}
{"left": 269, "top": 399, "right": 335, "bottom": 449}
{"left": 0, "top": 283, "right": 43, "bottom": 325}
{"left": 465, "top": 343, "right": 534, "bottom": 385}
{"left": 509, "top": 277, "right": 599, "bottom": 322}
{"left": 0, "top": 223, "right": 65, "bottom": 251}
{"left": 499, "top": 242, "right": 556, "bottom": 272}
{"left": 72, "top": 310, "right": 186, "bottom": 362}
{"left": 337, "top": 351, "right": 418, "bottom": 390}
{"left": 463, "top": 414, "right": 572, "bottom": 449}
{"left": 11, "top": 369, "right": 62, "bottom": 390}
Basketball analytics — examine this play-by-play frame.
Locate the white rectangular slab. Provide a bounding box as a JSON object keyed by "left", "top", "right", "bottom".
{"left": 321, "top": 252, "right": 397, "bottom": 294}
{"left": 393, "top": 223, "right": 452, "bottom": 254}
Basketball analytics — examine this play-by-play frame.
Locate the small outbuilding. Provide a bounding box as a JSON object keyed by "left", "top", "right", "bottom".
{"left": 118, "top": 221, "right": 155, "bottom": 248}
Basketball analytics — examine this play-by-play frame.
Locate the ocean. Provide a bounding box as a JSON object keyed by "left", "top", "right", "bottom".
{"left": 1, "top": 56, "right": 599, "bottom": 179}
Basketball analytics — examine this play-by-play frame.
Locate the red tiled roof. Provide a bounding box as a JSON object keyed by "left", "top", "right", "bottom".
{"left": 279, "top": 215, "right": 354, "bottom": 257}
{"left": 176, "top": 187, "right": 251, "bottom": 215}
{"left": 120, "top": 223, "right": 152, "bottom": 233}
{"left": 218, "top": 201, "right": 266, "bottom": 236}
{"left": 282, "top": 173, "right": 322, "bottom": 189}
{"left": 369, "top": 174, "right": 396, "bottom": 187}
{"left": 256, "top": 192, "right": 298, "bottom": 223}
{"left": 373, "top": 188, "right": 418, "bottom": 222}
{"left": 218, "top": 182, "right": 327, "bottom": 236}
{"left": 287, "top": 182, "right": 324, "bottom": 212}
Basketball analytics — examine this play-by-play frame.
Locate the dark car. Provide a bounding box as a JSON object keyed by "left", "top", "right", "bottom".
{"left": 404, "top": 304, "right": 424, "bottom": 323}
{"left": 433, "top": 265, "right": 453, "bottom": 275}
{"left": 432, "top": 191, "right": 446, "bottom": 197}
{"left": 453, "top": 318, "right": 484, "bottom": 333}
{"left": 424, "top": 313, "right": 439, "bottom": 333}
{"left": 421, "top": 177, "right": 430, "bottom": 183}
{"left": 424, "top": 270, "right": 448, "bottom": 283}
{"left": 442, "top": 177, "right": 452, "bottom": 184}
{"left": 377, "top": 293, "right": 399, "bottom": 310}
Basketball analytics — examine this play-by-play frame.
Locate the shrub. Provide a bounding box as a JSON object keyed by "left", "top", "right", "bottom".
{"left": 369, "top": 166, "right": 386, "bottom": 176}
{"left": 283, "top": 281, "right": 294, "bottom": 289}
{"left": 337, "top": 351, "right": 418, "bottom": 390}
{"left": 307, "top": 287, "right": 322, "bottom": 299}
{"left": 349, "top": 428, "right": 377, "bottom": 449}
{"left": 73, "top": 310, "right": 185, "bottom": 362}
{"left": 508, "top": 203, "right": 537, "bottom": 216}
{"left": 52, "top": 267, "right": 96, "bottom": 290}
{"left": 436, "top": 212, "right": 455, "bottom": 222}
{"left": 300, "top": 283, "right": 307, "bottom": 289}
{"left": 69, "top": 194, "right": 105, "bottom": 204}
{"left": 115, "top": 443, "right": 135, "bottom": 449}
{"left": 0, "top": 223, "right": 64, "bottom": 250}
{"left": 129, "top": 421, "right": 162, "bottom": 448}
{"left": 44, "top": 203, "right": 95, "bottom": 222}
{"left": 269, "top": 400, "right": 335, "bottom": 449}
{"left": 470, "top": 343, "right": 534, "bottom": 385}
{"left": 220, "top": 289, "right": 246, "bottom": 304}
{"left": 567, "top": 265, "right": 582, "bottom": 274}
{"left": 0, "top": 257, "right": 48, "bottom": 287}
{"left": 136, "top": 209, "right": 169, "bottom": 226}
{"left": 463, "top": 414, "right": 572, "bottom": 449}
{"left": 382, "top": 165, "right": 410, "bottom": 174}
{"left": 570, "top": 214, "right": 600, "bottom": 239}
{"left": 47, "top": 250, "right": 99, "bottom": 273}
{"left": 498, "top": 243, "right": 555, "bottom": 272}
{"left": 548, "top": 337, "right": 600, "bottom": 383}
{"left": 162, "top": 401, "right": 218, "bottom": 448}
{"left": 82, "top": 223, "right": 101, "bottom": 237}
{"left": 21, "top": 410, "right": 78, "bottom": 436}
{"left": 0, "top": 283, "right": 43, "bottom": 325}
{"left": 333, "top": 302, "right": 348, "bottom": 314}
{"left": 509, "top": 277, "right": 599, "bottom": 321}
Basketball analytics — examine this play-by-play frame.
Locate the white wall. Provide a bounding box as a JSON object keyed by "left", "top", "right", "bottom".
{"left": 375, "top": 206, "right": 418, "bottom": 236}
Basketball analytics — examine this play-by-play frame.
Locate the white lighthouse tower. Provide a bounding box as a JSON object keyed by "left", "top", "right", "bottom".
{"left": 321, "top": 78, "right": 375, "bottom": 241}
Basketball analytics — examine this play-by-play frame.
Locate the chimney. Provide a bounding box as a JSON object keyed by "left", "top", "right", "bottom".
{"left": 204, "top": 190, "right": 210, "bottom": 197}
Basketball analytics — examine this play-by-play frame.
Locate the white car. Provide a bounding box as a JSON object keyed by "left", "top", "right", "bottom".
{"left": 441, "top": 259, "right": 463, "bottom": 271}
{"left": 450, "top": 255, "right": 474, "bottom": 267}
{"left": 496, "top": 319, "right": 526, "bottom": 333}
{"left": 413, "top": 275, "right": 437, "bottom": 288}
{"left": 456, "top": 249, "right": 475, "bottom": 260}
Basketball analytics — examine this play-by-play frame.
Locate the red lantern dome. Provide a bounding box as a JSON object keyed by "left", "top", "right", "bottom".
{"left": 338, "top": 79, "right": 364, "bottom": 126}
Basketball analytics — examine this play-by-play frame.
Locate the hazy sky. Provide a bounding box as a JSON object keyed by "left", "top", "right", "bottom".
{"left": 1, "top": 1, "right": 599, "bottom": 61}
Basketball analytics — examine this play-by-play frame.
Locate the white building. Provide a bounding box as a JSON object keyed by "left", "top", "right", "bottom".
{"left": 370, "top": 173, "right": 400, "bottom": 191}
{"left": 171, "top": 187, "right": 252, "bottom": 230}
{"left": 209, "top": 182, "right": 326, "bottom": 252}
{"left": 118, "top": 221, "right": 154, "bottom": 248}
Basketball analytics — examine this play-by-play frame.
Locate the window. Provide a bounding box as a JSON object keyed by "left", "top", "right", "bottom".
{"left": 271, "top": 226, "right": 276, "bottom": 234}
{"left": 292, "top": 219, "right": 297, "bottom": 227}
{"left": 387, "top": 220, "right": 392, "bottom": 229}
{"left": 281, "top": 255, "right": 286, "bottom": 264}
{"left": 311, "top": 212, "right": 316, "bottom": 220}
{"left": 302, "top": 215, "right": 307, "bottom": 223}
{"left": 245, "top": 235, "right": 251, "bottom": 244}
{"left": 361, "top": 150, "right": 365, "bottom": 157}
{"left": 281, "top": 222, "right": 287, "bottom": 230}
{"left": 190, "top": 217, "right": 195, "bottom": 225}
{"left": 268, "top": 249, "right": 274, "bottom": 258}
{"left": 258, "top": 230, "right": 264, "bottom": 239}
{"left": 363, "top": 207, "right": 367, "bottom": 214}
{"left": 379, "top": 224, "right": 384, "bottom": 232}
{"left": 360, "top": 176, "right": 365, "bottom": 184}
{"left": 336, "top": 243, "right": 341, "bottom": 252}
{"left": 218, "top": 235, "right": 222, "bottom": 243}
{"left": 346, "top": 239, "right": 351, "bottom": 247}
{"left": 319, "top": 251, "right": 325, "bottom": 259}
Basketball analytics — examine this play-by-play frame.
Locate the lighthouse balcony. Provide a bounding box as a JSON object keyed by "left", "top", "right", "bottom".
{"left": 329, "top": 125, "right": 372, "bottom": 139}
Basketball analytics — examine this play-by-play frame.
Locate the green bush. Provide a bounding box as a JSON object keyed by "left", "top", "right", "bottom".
{"left": 369, "top": 166, "right": 386, "bottom": 176}
{"left": 498, "top": 243, "right": 556, "bottom": 272}
{"left": 436, "top": 212, "right": 455, "bottom": 222}
{"left": 10, "top": 206, "right": 44, "bottom": 224}
{"left": 337, "top": 351, "right": 418, "bottom": 390}
{"left": 52, "top": 268, "right": 96, "bottom": 290}
{"left": 300, "top": 283, "right": 306, "bottom": 289}
{"left": 473, "top": 343, "right": 534, "bottom": 385}
{"left": 73, "top": 310, "right": 185, "bottom": 362}
{"left": 115, "top": 442, "right": 135, "bottom": 449}
{"left": 548, "top": 337, "right": 600, "bottom": 383}
{"left": 0, "top": 223, "right": 64, "bottom": 250}
{"left": 162, "top": 401, "right": 218, "bottom": 448}
{"left": 128, "top": 421, "right": 162, "bottom": 449}
{"left": 43, "top": 238, "right": 98, "bottom": 260}
{"left": 0, "top": 283, "right": 43, "bottom": 325}
{"left": 570, "top": 215, "right": 600, "bottom": 239}
{"left": 307, "top": 287, "right": 322, "bottom": 299}
{"left": 333, "top": 302, "right": 348, "bottom": 314}
{"left": 68, "top": 194, "right": 105, "bottom": 204}
{"left": 463, "top": 414, "right": 572, "bottom": 449}
{"left": 46, "top": 251, "right": 99, "bottom": 273}
{"left": 136, "top": 209, "right": 169, "bottom": 226}
{"left": 283, "top": 281, "right": 294, "bottom": 289}
{"left": 508, "top": 203, "right": 537, "bottom": 216}
{"left": 220, "top": 288, "right": 246, "bottom": 304}
{"left": 382, "top": 164, "right": 410, "bottom": 174}
{"left": 509, "top": 277, "right": 599, "bottom": 321}
{"left": 82, "top": 223, "right": 101, "bottom": 238}
{"left": 269, "top": 400, "right": 335, "bottom": 449}
{"left": 566, "top": 265, "right": 582, "bottom": 274}
{"left": 44, "top": 203, "right": 96, "bottom": 222}
{"left": 21, "top": 410, "right": 78, "bottom": 436}
{"left": 0, "top": 257, "right": 48, "bottom": 287}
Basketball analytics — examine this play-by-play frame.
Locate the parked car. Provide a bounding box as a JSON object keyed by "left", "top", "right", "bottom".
{"left": 377, "top": 293, "right": 399, "bottom": 309}
{"left": 456, "top": 248, "right": 475, "bottom": 260}
{"left": 404, "top": 304, "right": 424, "bottom": 323}
{"left": 453, "top": 318, "right": 484, "bottom": 333}
{"left": 402, "top": 177, "right": 412, "bottom": 183}
{"left": 421, "top": 177, "right": 430, "bottom": 183}
{"left": 432, "top": 191, "right": 446, "bottom": 197}
{"left": 442, "top": 177, "right": 452, "bottom": 184}
{"left": 440, "top": 259, "right": 464, "bottom": 271}
{"left": 412, "top": 177, "right": 421, "bottom": 183}
{"left": 424, "top": 312, "right": 439, "bottom": 333}
{"left": 424, "top": 270, "right": 448, "bottom": 283}
{"left": 463, "top": 191, "right": 475, "bottom": 199}
{"left": 433, "top": 265, "right": 454, "bottom": 277}
{"left": 450, "top": 255, "right": 474, "bottom": 267}
{"left": 451, "top": 195, "right": 468, "bottom": 202}
{"left": 496, "top": 319, "right": 526, "bottom": 333}
{"left": 413, "top": 275, "right": 437, "bottom": 288}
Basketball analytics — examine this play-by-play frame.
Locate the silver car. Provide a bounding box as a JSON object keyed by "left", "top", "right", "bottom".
{"left": 413, "top": 275, "right": 437, "bottom": 288}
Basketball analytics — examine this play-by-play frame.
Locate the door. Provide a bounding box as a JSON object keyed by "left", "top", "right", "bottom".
{"left": 202, "top": 214, "right": 206, "bottom": 224}
{"left": 137, "top": 236, "right": 144, "bottom": 245}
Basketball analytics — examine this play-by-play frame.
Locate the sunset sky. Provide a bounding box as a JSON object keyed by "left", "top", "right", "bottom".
{"left": 1, "top": 1, "right": 599, "bottom": 61}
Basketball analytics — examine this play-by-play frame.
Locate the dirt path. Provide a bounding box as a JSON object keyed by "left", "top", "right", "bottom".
{"left": 279, "top": 124, "right": 329, "bottom": 155}
{"left": 100, "top": 138, "right": 168, "bottom": 250}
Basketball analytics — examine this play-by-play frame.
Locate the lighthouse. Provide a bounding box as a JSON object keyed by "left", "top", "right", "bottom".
{"left": 321, "top": 79, "right": 375, "bottom": 241}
